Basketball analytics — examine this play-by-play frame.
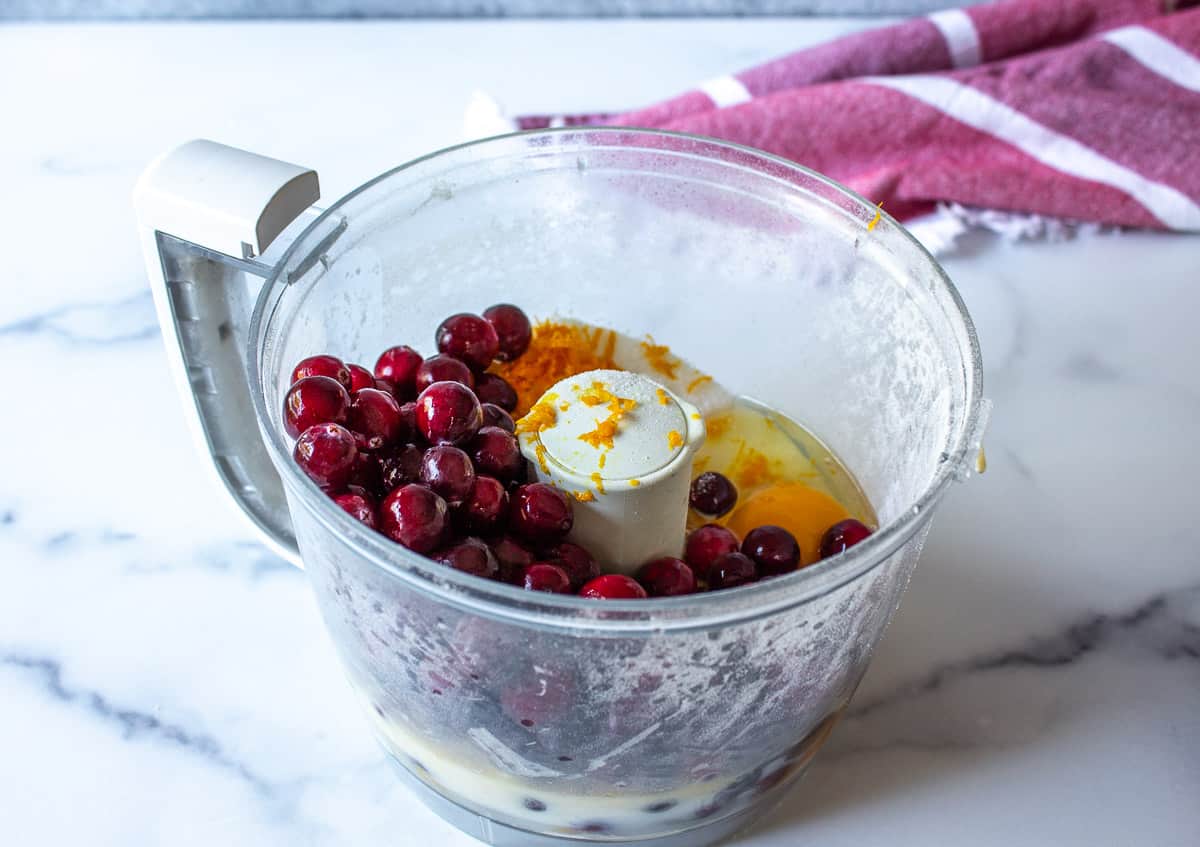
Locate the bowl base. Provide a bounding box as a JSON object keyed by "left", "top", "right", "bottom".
{"left": 387, "top": 756, "right": 772, "bottom": 847}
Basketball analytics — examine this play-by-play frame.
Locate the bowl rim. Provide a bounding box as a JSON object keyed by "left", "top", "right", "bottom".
{"left": 249, "top": 126, "right": 985, "bottom": 633}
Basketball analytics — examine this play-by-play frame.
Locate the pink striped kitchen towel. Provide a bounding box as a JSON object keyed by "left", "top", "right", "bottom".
{"left": 507, "top": 0, "right": 1200, "bottom": 232}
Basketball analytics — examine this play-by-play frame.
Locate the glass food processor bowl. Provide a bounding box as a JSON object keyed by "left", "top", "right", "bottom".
{"left": 136, "top": 129, "right": 986, "bottom": 847}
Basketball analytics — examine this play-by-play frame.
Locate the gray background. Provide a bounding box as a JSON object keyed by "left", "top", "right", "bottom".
{"left": 3, "top": 1, "right": 966, "bottom": 20}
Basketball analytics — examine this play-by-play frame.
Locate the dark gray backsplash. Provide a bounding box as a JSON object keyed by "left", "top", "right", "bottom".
{"left": 4, "top": 0, "right": 966, "bottom": 20}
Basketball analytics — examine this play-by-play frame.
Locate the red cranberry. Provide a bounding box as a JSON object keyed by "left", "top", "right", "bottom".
{"left": 474, "top": 373, "right": 518, "bottom": 412}
{"left": 435, "top": 537, "right": 499, "bottom": 579}
{"left": 708, "top": 552, "right": 758, "bottom": 590}
{"left": 374, "top": 345, "right": 423, "bottom": 400}
{"left": 379, "top": 484, "right": 448, "bottom": 553}
{"left": 544, "top": 541, "right": 598, "bottom": 589}
{"left": 819, "top": 518, "right": 873, "bottom": 559}
{"left": 415, "top": 381, "right": 483, "bottom": 446}
{"left": 333, "top": 492, "right": 376, "bottom": 528}
{"left": 379, "top": 443, "right": 424, "bottom": 492}
{"left": 490, "top": 534, "right": 535, "bottom": 584}
{"left": 283, "top": 375, "right": 350, "bottom": 438}
{"left": 374, "top": 377, "right": 397, "bottom": 396}
{"left": 483, "top": 304, "right": 532, "bottom": 361}
{"left": 348, "top": 450, "right": 383, "bottom": 497}
{"left": 419, "top": 445, "right": 476, "bottom": 505}
{"left": 510, "top": 483, "right": 573, "bottom": 543}
{"left": 471, "top": 426, "right": 523, "bottom": 480}
{"left": 291, "top": 354, "right": 351, "bottom": 390}
{"left": 481, "top": 403, "right": 515, "bottom": 433}
{"left": 415, "top": 354, "right": 475, "bottom": 392}
{"left": 458, "top": 475, "right": 508, "bottom": 534}
{"left": 579, "top": 574, "right": 647, "bottom": 600}
{"left": 500, "top": 668, "right": 573, "bottom": 727}
{"left": 436, "top": 313, "right": 500, "bottom": 372}
{"left": 742, "top": 525, "right": 802, "bottom": 576}
{"left": 522, "top": 563, "right": 572, "bottom": 593}
{"left": 689, "top": 471, "right": 738, "bottom": 517}
{"left": 398, "top": 401, "right": 419, "bottom": 440}
{"left": 683, "top": 524, "right": 739, "bottom": 581}
{"left": 293, "top": 423, "right": 358, "bottom": 490}
{"left": 346, "top": 363, "right": 376, "bottom": 393}
{"left": 348, "top": 387, "right": 405, "bottom": 450}
{"left": 637, "top": 557, "right": 697, "bottom": 597}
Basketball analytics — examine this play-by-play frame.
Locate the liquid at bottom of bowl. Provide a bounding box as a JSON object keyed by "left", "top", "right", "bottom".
{"left": 362, "top": 689, "right": 846, "bottom": 840}
{"left": 327, "top": 402, "right": 872, "bottom": 842}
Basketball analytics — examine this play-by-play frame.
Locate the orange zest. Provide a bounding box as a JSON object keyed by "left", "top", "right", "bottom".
{"left": 516, "top": 392, "right": 559, "bottom": 436}
{"left": 687, "top": 374, "right": 712, "bottom": 393}
{"left": 867, "top": 201, "right": 883, "bottom": 232}
{"left": 491, "top": 321, "right": 621, "bottom": 417}
{"left": 729, "top": 440, "right": 775, "bottom": 489}
{"left": 579, "top": 418, "right": 619, "bottom": 450}
{"left": 705, "top": 413, "right": 732, "bottom": 440}
{"left": 667, "top": 430, "right": 684, "bottom": 450}
{"left": 640, "top": 336, "right": 680, "bottom": 380}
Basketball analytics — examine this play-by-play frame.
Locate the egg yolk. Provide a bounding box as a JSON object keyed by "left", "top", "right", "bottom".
{"left": 726, "top": 483, "right": 853, "bottom": 565}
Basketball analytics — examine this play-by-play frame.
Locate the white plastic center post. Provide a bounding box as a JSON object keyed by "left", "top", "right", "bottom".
{"left": 517, "top": 369, "right": 706, "bottom": 574}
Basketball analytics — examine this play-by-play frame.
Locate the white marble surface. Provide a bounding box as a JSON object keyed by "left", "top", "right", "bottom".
{"left": 2, "top": 17, "right": 1198, "bottom": 847}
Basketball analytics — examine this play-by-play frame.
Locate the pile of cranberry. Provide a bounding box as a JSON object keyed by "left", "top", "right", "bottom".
{"left": 284, "top": 303, "right": 872, "bottom": 600}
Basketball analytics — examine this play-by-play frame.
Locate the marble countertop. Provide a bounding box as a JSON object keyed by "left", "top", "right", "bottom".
{"left": 2, "top": 17, "right": 1197, "bottom": 847}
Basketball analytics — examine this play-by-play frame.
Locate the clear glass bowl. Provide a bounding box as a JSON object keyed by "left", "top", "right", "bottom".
{"left": 247, "top": 129, "right": 984, "bottom": 846}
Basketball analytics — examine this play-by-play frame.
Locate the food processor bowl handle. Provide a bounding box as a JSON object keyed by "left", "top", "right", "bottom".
{"left": 134, "top": 140, "right": 321, "bottom": 566}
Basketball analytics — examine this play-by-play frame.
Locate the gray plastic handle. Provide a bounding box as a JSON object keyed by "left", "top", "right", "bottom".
{"left": 134, "top": 141, "right": 323, "bottom": 565}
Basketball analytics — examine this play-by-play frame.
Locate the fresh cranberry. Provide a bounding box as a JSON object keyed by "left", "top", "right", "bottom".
{"left": 742, "top": 525, "right": 802, "bottom": 576}
{"left": 819, "top": 518, "right": 873, "bottom": 559}
{"left": 708, "top": 552, "right": 758, "bottom": 590}
{"left": 522, "top": 563, "right": 572, "bottom": 593}
{"left": 481, "top": 403, "right": 515, "bottom": 433}
{"left": 283, "top": 375, "right": 350, "bottom": 438}
{"left": 374, "top": 377, "right": 397, "bottom": 396}
{"left": 348, "top": 450, "right": 383, "bottom": 497}
{"left": 293, "top": 423, "right": 358, "bottom": 490}
{"left": 436, "top": 313, "right": 500, "bottom": 372}
{"left": 458, "top": 475, "right": 508, "bottom": 534}
{"left": 415, "top": 381, "right": 483, "bottom": 446}
{"left": 689, "top": 471, "right": 738, "bottom": 517}
{"left": 415, "top": 354, "right": 475, "bottom": 392}
{"left": 579, "top": 574, "right": 647, "bottom": 600}
{"left": 510, "top": 483, "right": 573, "bottom": 543}
{"left": 544, "top": 541, "right": 598, "bottom": 589}
{"left": 483, "top": 304, "right": 532, "bottom": 361}
{"left": 379, "top": 443, "right": 423, "bottom": 491}
{"left": 637, "top": 557, "right": 697, "bottom": 596}
{"left": 291, "top": 354, "right": 351, "bottom": 390}
{"left": 374, "top": 345, "right": 423, "bottom": 400}
{"left": 490, "top": 534, "right": 535, "bottom": 584}
{"left": 333, "top": 492, "right": 376, "bottom": 528}
{"left": 348, "top": 387, "right": 405, "bottom": 450}
{"left": 379, "top": 484, "right": 448, "bottom": 553}
{"left": 474, "top": 373, "right": 518, "bottom": 412}
{"left": 435, "top": 537, "right": 499, "bottom": 579}
{"left": 500, "top": 668, "right": 573, "bottom": 728}
{"left": 398, "top": 401, "right": 419, "bottom": 440}
{"left": 345, "top": 363, "right": 376, "bottom": 393}
{"left": 471, "top": 426, "right": 523, "bottom": 480}
{"left": 419, "top": 445, "right": 476, "bottom": 505}
{"left": 683, "top": 524, "right": 740, "bottom": 581}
